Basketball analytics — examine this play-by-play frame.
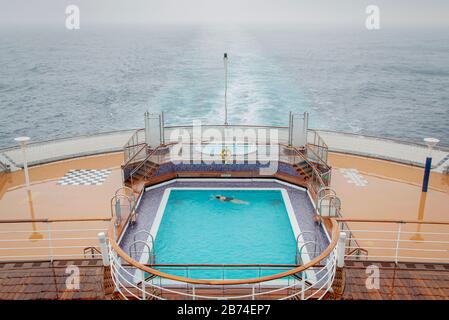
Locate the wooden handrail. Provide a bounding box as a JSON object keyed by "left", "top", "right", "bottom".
{"left": 129, "top": 148, "right": 156, "bottom": 177}
{"left": 123, "top": 143, "right": 148, "bottom": 168}
{"left": 129, "top": 143, "right": 175, "bottom": 178}
{"left": 124, "top": 142, "right": 146, "bottom": 150}
{"left": 280, "top": 143, "right": 326, "bottom": 188}
{"left": 130, "top": 263, "right": 326, "bottom": 267}
{"left": 346, "top": 248, "right": 368, "bottom": 256}
{"left": 108, "top": 218, "right": 339, "bottom": 285}
{"left": 336, "top": 218, "right": 449, "bottom": 225}
{"left": 305, "top": 143, "right": 330, "bottom": 170}
{"left": 123, "top": 128, "right": 145, "bottom": 149}
{"left": 308, "top": 129, "right": 329, "bottom": 149}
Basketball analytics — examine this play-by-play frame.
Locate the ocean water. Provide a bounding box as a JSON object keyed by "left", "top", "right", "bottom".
{"left": 153, "top": 189, "right": 296, "bottom": 279}
{"left": 0, "top": 25, "right": 448, "bottom": 148}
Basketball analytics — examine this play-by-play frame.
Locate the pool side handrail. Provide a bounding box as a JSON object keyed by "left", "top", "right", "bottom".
{"left": 107, "top": 217, "right": 339, "bottom": 286}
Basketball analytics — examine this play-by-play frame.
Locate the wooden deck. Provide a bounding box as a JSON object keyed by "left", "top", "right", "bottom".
{"left": 342, "top": 260, "right": 449, "bottom": 300}
{"left": 0, "top": 259, "right": 112, "bottom": 300}
{"left": 2, "top": 258, "right": 449, "bottom": 300}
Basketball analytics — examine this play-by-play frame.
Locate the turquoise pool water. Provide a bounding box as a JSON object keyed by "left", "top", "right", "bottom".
{"left": 152, "top": 189, "right": 298, "bottom": 280}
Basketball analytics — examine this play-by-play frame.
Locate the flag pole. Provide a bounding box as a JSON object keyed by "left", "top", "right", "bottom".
{"left": 224, "top": 53, "right": 228, "bottom": 125}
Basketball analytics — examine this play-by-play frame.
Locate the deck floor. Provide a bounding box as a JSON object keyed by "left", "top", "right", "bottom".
{"left": 342, "top": 260, "right": 449, "bottom": 300}
{"left": 0, "top": 259, "right": 109, "bottom": 300}
{"left": 329, "top": 152, "right": 449, "bottom": 223}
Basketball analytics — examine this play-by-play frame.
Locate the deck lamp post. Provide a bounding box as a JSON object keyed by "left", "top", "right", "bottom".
{"left": 421, "top": 138, "right": 439, "bottom": 192}
{"left": 14, "top": 136, "right": 31, "bottom": 189}
{"left": 224, "top": 53, "right": 228, "bottom": 126}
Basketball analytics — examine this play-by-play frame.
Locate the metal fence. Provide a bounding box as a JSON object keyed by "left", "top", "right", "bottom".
{"left": 123, "top": 129, "right": 146, "bottom": 164}
{"left": 338, "top": 218, "right": 449, "bottom": 263}
{"left": 0, "top": 160, "right": 9, "bottom": 184}
{"left": 0, "top": 218, "right": 110, "bottom": 261}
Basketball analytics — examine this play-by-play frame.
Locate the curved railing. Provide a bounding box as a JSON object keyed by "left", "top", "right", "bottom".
{"left": 107, "top": 218, "right": 340, "bottom": 300}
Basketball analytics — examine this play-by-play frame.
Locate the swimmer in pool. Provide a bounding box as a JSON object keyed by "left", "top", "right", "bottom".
{"left": 214, "top": 195, "right": 249, "bottom": 205}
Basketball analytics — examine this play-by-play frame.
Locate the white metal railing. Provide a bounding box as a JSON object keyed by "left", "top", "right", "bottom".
{"left": 123, "top": 129, "right": 146, "bottom": 164}
{"left": 0, "top": 160, "right": 9, "bottom": 174}
{"left": 163, "top": 125, "right": 329, "bottom": 169}
{"left": 107, "top": 218, "right": 341, "bottom": 300}
{"left": 108, "top": 248, "right": 338, "bottom": 300}
{"left": 0, "top": 219, "right": 110, "bottom": 261}
{"left": 338, "top": 219, "right": 449, "bottom": 263}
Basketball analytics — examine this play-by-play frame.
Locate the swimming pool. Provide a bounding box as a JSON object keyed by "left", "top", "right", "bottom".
{"left": 195, "top": 143, "right": 258, "bottom": 156}
{"left": 145, "top": 188, "right": 304, "bottom": 280}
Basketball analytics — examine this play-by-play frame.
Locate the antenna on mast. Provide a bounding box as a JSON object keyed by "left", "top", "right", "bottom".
{"left": 224, "top": 53, "right": 228, "bottom": 125}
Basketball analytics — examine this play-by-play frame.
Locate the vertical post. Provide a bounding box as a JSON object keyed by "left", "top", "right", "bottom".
{"left": 141, "top": 272, "right": 146, "bottom": 300}
{"left": 422, "top": 157, "right": 432, "bottom": 192}
{"left": 98, "top": 232, "right": 110, "bottom": 266}
{"left": 224, "top": 53, "right": 228, "bottom": 125}
{"left": 337, "top": 232, "right": 347, "bottom": 268}
{"left": 252, "top": 285, "right": 255, "bottom": 300}
{"left": 114, "top": 198, "right": 122, "bottom": 226}
{"left": 288, "top": 111, "right": 292, "bottom": 146}
{"left": 158, "top": 114, "right": 163, "bottom": 146}
{"left": 14, "top": 137, "right": 31, "bottom": 189}
{"left": 112, "top": 225, "right": 117, "bottom": 245}
{"left": 394, "top": 223, "right": 402, "bottom": 264}
{"left": 47, "top": 223, "right": 54, "bottom": 262}
{"left": 144, "top": 111, "right": 150, "bottom": 146}
{"left": 161, "top": 111, "right": 165, "bottom": 145}
{"left": 303, "top": 111, "right": 309, "bottom": 146}
{"left": 112, "top": 251, "right": 121, "bottom": 292}
{"left": 300, "top": 279, "right": 305, "bottom": 300}
{"left": 192, "top": 285, "right": 196, "bottom": 300}
{"left": 422, "top": 138, "right": 439, "bottom": 192}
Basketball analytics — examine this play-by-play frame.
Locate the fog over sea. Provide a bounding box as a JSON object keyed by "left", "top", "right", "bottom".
{"left": 0, "top": 25, "right": 448, "bottom": 148}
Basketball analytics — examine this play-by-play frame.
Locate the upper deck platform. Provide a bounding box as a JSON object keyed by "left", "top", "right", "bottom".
{"left": 1, "top": 127, "right": 447, "bottom": 223}
{"left": 1, "top": 128, "right": 448, "bottom": 172}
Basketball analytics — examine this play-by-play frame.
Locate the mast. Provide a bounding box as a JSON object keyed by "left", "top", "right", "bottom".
{"left": 224, "top": 53, "right": 228, "bottom": 125}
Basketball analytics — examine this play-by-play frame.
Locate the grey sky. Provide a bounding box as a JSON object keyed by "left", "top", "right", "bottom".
{"left": 0, "top": 0, "right": 448, "bottom": 27}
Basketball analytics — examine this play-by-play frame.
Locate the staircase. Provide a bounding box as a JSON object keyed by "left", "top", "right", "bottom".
{"left": 125, "top": 160, "right": 159, "bottom": 186}
{"left": 292, "top": 160, "right": 313, "bottom": 180}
